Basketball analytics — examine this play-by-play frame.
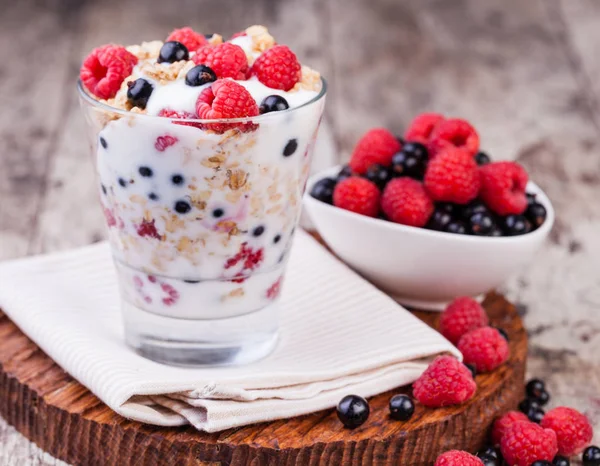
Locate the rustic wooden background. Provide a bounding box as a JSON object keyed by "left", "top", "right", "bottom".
{"left": 1, "top": 0, "right": 599, "bottom": 463}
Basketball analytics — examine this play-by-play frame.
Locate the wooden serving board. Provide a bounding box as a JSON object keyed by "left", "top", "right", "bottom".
{"left": 0, "top": 292, "right": 526, "bottom": 466}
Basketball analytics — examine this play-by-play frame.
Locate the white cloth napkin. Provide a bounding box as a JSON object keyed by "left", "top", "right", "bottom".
{"left": 0, "top": 230, "right": 459, "bottom": 432}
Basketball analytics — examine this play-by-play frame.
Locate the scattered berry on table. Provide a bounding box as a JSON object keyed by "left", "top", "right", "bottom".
{"left": 445, "top": 220, "right": 468, "bottom": 234}
{"left": 196, "top": 80, "right": 259, "bottom": 132}
{"left": 166, "top": 27, "right": 207, "bottom": 51}
{"left": 349, "top": 128, "right": 402, "bottom": 175}
{"left": 583, "top": 446, "right": 600, "bottom": 466}
{"left": 477, "top": 454, "right": 499, "bottom": 466}
{"left": 333, "top": 177, "right": 380, "bottom": 218}
{"left": 519, "top": 398, "right": 545, "bottom": 423}
{"left": 492, "top": 411, "right": 529, "bottom": 446}
{"left": 193, "top": 42, "right": 248, "bottom": 79}
{"left": 439, "top": 296, "right": 489, "bottom": 345}
{"left": 337, "top": 165, "right": 353, "bottom": 182}
{"left": 458, "top": 326, "right": 510, "bottom": 373}
{"left": 412, "top": 355, "right": 476, "bottom": 407}
{"left": 528, "top": 406, "right": 545, "bottom": 424}
{"left": 336, "top": 394, "right": 370, "bottom": 429}
{"left": 535, "top": 389, "right": 550, "bottom": 405}
{"left": 479, "top": 161, "right": 528, "bottom": 216}
{"left": 424, "top": 147, "right": 480, "bottom": 204}
{"left": 428, "top": 118, "right": 480, "bottom": 158}
{"left": 99, "top": 136, "right": 108, "bottom": 149}
{"left": 391, "top": 141, "right": 428, "bottom": 179}
{"left": 174, "top": 200, "right": 192, "bottom": 214}
{"left": 434, "top": 450, "right": 483, "bottom": 466}
{"left": 157, "top": 41, "right": 189, "bottom": 64}
{"left": 501, "top": 214, "right": 532, "bottom": 236}
{"left": 365, "top": 163, "right": 393, "bottom": 189}
{"left": 185, "top": 64, "right": 217, "bottom": 87}
{"left": 381, "top": 178, "right": 434, "bottom": 227}
{"left": 138, "top": 166, "right": 153, "bottom": 177}
{"left": 80, "top": 45, "right": 137, "bottom": 99}
{"left": 126, "top": 78, "right": 154, "bottom": 109}
{"left": 475, "top": 151, "right": 491, "bottom": 165}
{"left": 526, "top": 202, "right": 547, "bottom": 229}
{"left": 477, "top": 446, "right": 501, "bottom": 460}
{"left": 500, "top": 421, "right": 558, "bottom": 466}
{"left": 541, "top": 406, "right": 593, "bottom": 456}
{"left": 388, "top": 394, "right": 415, "bottom": 421}
{"left": 469, "top": 211, "right": 496, "bottom": 236}
{"left": 310, "top": 178, "right": 336, "bottom": 204}
{"left": 404, "top": 112, "right": 445, "bottom": 145}
{"left": 526, "top": 379, "right": 548, "bottom": 403}
{"left": 427, "top": 203, "right": 455, "bottom": 231}
{"left": 259, "top": 95, "right": 290, "bottom": 114}
{"left": 283, "top": 138, "right": 298, "bottom": 157}
{"left": 519, "top": 398, "right": 542, "bottom": 414}
{"left": 251, "top": 44, "right": 302, "bottom": 91}
{"left": 552, "top": 455, "right": 570, "bottom": 466}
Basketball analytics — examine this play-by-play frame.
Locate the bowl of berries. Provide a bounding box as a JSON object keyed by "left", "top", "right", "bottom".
{"left": 304, "top": 114, "right": 554, "bottom": 310}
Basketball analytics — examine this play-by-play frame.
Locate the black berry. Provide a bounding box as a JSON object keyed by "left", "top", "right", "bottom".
{"left": 184, "top": 279, "right": 200, "bottom": 284}
{"left": 388, "top": 394, "right": 415, "bottom": 421}
{"left": 171, "top": 174, "right": 185, "bottom": 185}
{"left": 310, "top": 177, "right": 336, "bottom": 204}
{"left": 464, "top": 363, "right": 477, "bottom": 378}
{"left": 526, "top": 192, "right": 537, "bottom": 205}
{"left": 259, "top": 95, "right": 290, "bottom": 114}
{"left": 337, "top": 165, "right": 353, "bottom": 182}
{"left": 526, "top": 202, "right": 547, "bottom": 229}
{"left": 397, "top": 136, "right": 405, "bottom": 146}
{"left": 526, "top": 379, "right": 546, "bottom": 400}
{"left": 391, "top": 142, "right": 428, "bottom": 179}
{"left": 336, "top": 394, "right": 370, "bottom": 429}
{"left": 101, "top": 184, "right": 107, "bottom": 195}
{"left": 502, "top": 214, "right": 532, "bottom": 236}
{"left": 174, "top": 200, "right": 191, "bottom": 214}
{"left": 528, "top": 406, "right": 545, "bottom": 423}
{"left": 583, "top": 446, "right": 600, "bottom": 466}
{"left": 127, "top": 78, "right": 154, "bottom": 109}
{"left": 185, "top": 65, "right": 217, "bottom": 87}
{"left": 475, "top": 151, "right": 491, "bottom": 165}
{"left": 531, "top": 462, "right": 552, "bottom": 466}
{"left": 427, "top": 204, "right": 454, "bottom": 231}
{"left": 477, "top": 454, "right": 500, "bottom": 466}
{"left": 553, "top": 456, "right": 570, "bottom": 466}
{"left": 139, "top": 166, "right": 153, "bottom": 177}
{"left": 273, "top": 234, "right": 281, "bottom": 244}
{"left": 535, "top": 389, "right": 550, "bottom": 406}
{"left": 490, "top": 226, "right": 504, "bottom": 237}
{"left": 477, "top": 447, "right": 500, "bottom": 459}
{"left": 118, "top": 178, "right": 127, "bottom": 188}
{"left": 148, "top": 192, "right": 159, "bottom": 201}
{"left": 365, "top": 164, "right": 392, "bottom": 189}
{"left": 213, "top": 208, "right": 224, "bottom": 218}
{"left": 252, "top": 226, "right": 265, "bottom": 237}
{"left": 157, "top": 41, "right": 189, "bottom": 64}
{"left": 283, "top": 139, "right": 298, "bottom": 157}
{"left": 469, "top": 211, "right": 496, "bottom": 236}
{"left": 100, "top": 136, "right": 108, "bottom": 149}
{"left": 519, "top": 398, "right": 542, "bottom": 413}
{"left": 445, "top": 220, "right": 468, "bottom": 235}
{"left": 462, "top": 200, "right": 489, "bottom": 220}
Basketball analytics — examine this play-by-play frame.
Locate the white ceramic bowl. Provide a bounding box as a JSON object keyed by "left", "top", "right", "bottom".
{"left": 303, "top": 166, "right": 555, "bottom": 311}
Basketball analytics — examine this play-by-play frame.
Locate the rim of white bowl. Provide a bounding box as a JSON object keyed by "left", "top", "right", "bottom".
{"left": 303, "top": 165, "right": 555, "bottom": 243}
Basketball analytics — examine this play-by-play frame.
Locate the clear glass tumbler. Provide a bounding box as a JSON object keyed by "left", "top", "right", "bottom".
{"left": 78, "top": 80, "right": 326, "bottom": 366}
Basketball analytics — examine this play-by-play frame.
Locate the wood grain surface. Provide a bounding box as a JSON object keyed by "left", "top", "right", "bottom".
{"left": 0, "top": 294, "right": 525, "bottom": 466}
{"left": 0, "top": 0, "right": 599, "bottom": 464}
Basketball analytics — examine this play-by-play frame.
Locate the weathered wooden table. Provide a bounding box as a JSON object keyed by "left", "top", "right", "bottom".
{"left": 1, "top": 0, "right": 599, "bottom": 464}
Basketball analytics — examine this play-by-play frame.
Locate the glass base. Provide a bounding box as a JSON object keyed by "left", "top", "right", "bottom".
{"left": 122, "top": 300, "right": 279, "bottom": 366}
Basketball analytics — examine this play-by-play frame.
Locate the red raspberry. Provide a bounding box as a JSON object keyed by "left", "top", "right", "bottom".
{"left": 80, "top": 45, "right": 137, "bottom": 99}
{"left": 349, "top": 128, "right": 402, "bottom": 175}
{"left": 479, "top": 162, "right": 528, "bottom": 215}
{"left": 439, "top": 296, "right": 489, "bottom": 345}
{"left": 434, "top": 450, "right": 483, "bottom": 466}
{"left": 424, "top": 147, "right": 480, "bottom": 204}
{"left": 155, "top": 135, "right": 178, "bottom": 152}
{"left": 166, "top": 27, "right": 207, "bottom": 51}
{"left": 405, "top": 113, "right": 445, "bottom": 144}
{"left": 501, "top": 421, "right": 558, "bottom": 466}
{"left": 333, "top": 177, "right": 380, "bottom": 217}
{"left": 428, "top": 118, "right": 480, "bottom": 158}
{"left": 541, "top": 406, "right": 593, "bottom": 456}
{"left": 412, "top": 355, "right": 476, "bottom": 407}
{"left": 196, "top": 80, "right": 259, "bottom": 133}
{"left": 136, "top": 219, "right": 161, "bottom": 240}
{"left": 157, "top": 108, "right": 203, "bottom": 129}
{"left": 193, "top": 43, "right": 248, "bottom": 80}
{"left": 250, "top": 45, "right": 302, "bottom": 91}
{"left": 458, "top": 326, "right": 510, "bottom": 373}
{"left": 381, "top": 178, "right": 433, "bottom": 227}
{"left": 231, "top": 31, "right": 247, "bottom": 39}
{"left": 492, "top": 411, "right": 529, "bottom": 446}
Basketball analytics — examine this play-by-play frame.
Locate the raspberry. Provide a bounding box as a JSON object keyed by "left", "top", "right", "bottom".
{"left": 225, "top": 242, "right": 264, "bottom": 274}
{"left": 458, "top": 326, "right": 510, "bottom": 373}
{"left": 166, "top": 27, "right": 207, "bottom": 51}
{"left": 405, "top": 113, "right": 445, "bottom": 145}
{"left": 157, "top": 108, "right": 203, "bottom": 129}
{"left": 428, "top": 118, "right": 480, "bottom": 158}
{"left": 266, "top": 277, "right": 283, "bottom": 300}
{"left": 492, "top": 411, "right": 530, "bottom": 446}
{"left": 349, "top": 128, "right": 402, "bottom": 175}
{"left": 193, "top": 43, "right": 248, "bottom": 80}
{"left": 424, "top": 147, "right": 480, "bottom": 204}
{"left": 80, "top": 45, "right": 137, "bottom": 99}
{"left": 196, "top": 80, "right": 259, "bottom": 133}
{"left": 250, "top": 45, "right": 301, "bottom": 91}
{"left": 231, "top": 31, "right": 247, "bottom": 39}
{"left": 540, "top": 407, "right": 593, "bottom": 456}
{"left": 136, "top": 219, "right": 161, "bottom": 240}
{"left": 500, "top": 421, "right": 558, "bottom": 466}
{"left": 434, "top": 450, "right": 483, "bottom": 466}
{"left": 333, "top": 177, "right": 380, "bottom": 217}
{"left": 479, "top": 162, "right": 529, "bottom": 215}
{"left": 381, "top": 178, "right": 433, "bottom": 227}
{"left": 154, "top": 135, "right": 178, "bottom": 152}
{"left": 439, "top": 296, "right": 489, "bottom": 345}
{"left": 412, "top": 355, "right": 476, "bottom": 407}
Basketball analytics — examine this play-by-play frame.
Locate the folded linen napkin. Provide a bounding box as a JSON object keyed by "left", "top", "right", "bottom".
{"left": 0, "top": 230, "right": 458, "bottom": 432}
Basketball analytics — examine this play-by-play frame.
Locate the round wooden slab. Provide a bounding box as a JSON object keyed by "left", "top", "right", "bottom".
{"left": 0, "top": 292, "right": 526, "bottom": 466}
